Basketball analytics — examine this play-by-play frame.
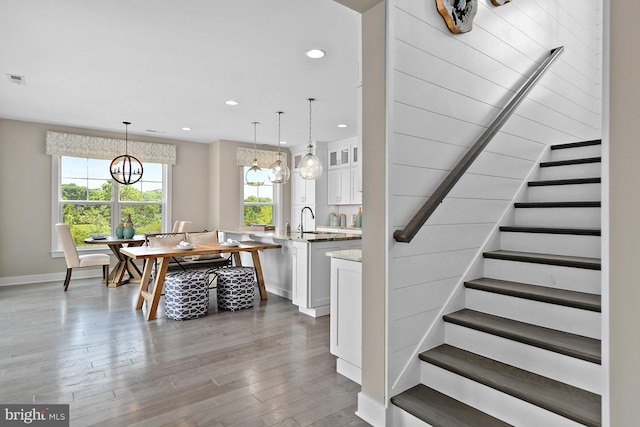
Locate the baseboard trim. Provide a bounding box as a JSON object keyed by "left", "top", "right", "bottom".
{"left": 356, "top": 392, "right": 387, "bottom": 427}
{"left": 0, "top": 269, "right": 103, "bottom": 287}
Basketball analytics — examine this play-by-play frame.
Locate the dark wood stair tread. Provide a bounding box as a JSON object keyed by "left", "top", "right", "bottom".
{"left": 483, "top": 250, "right": 601, "bottom": 270}
{"left": 443, "top": 309, "right": 601, "bottom": 364}
{"left": 551, "top": 140, "right": 601, "bottom": 150}
{"left": 540, "top": 157, "right": 601, "bottom": 168}
{"left": 391, "top": 384, "right": 513, "bottom": 427}
{"left": 514, "top": 201, "right": 600, "bottom": 208}
{"left": 499, "top": 225, "right": 600, "bottom": 236}
{"left": 419, "top": 345, "right": 601, "bottom": 427}
{"left": 528, "top": 177, "right": 601, "bottom": 186}
{"left": 465, "top": 278, "right": 601, "bottom": 312}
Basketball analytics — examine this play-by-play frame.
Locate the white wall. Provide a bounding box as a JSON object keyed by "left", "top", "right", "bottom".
{"left": 386, "top": 0, "right": 602, "bottom": 398}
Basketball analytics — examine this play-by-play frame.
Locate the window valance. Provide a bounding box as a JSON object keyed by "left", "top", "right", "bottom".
{"left": 45, "top": 131, "right": 177, "bottom": 165}
{"left": 236, "top": 147, "right": 288, "bottom": 168}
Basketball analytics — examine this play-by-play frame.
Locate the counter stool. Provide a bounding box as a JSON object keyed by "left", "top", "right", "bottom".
{"left": 164, "top": 270, "right": 210, "bottom": 320}
{"left": 216, "top": 267, "right": 256, "bottom": 311}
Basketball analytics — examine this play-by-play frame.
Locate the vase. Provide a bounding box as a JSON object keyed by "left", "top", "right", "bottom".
{"left": 123, "top": 224, "right": 135, "bottom": 239}
{"left": 115, "top": 222, "right": 125, "bottom": 238}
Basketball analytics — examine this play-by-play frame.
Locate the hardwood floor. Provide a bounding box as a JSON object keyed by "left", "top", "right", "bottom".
{"left": 0, "top": 278, "right": 369, "bottom": 426}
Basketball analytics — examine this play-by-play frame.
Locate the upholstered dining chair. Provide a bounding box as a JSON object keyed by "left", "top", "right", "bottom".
{"left": 55, "top": 223, "right": 111, "bottom": 291}
{"left": 171, "top": 221, "right": 192, "bottom": 232}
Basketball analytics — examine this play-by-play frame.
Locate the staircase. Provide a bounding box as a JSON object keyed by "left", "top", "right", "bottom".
{"left": 391, "top": 140, "right": 602, "bottom": 427}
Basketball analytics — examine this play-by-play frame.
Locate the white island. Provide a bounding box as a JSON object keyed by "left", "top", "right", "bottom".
{"left": 221, "top": 229, "right": 361, "bottom": 317}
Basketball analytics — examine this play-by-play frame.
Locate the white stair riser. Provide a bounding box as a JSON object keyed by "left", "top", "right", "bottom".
{"left": 444, "top": 324, "right": 603, "bottom": 394}
{"left": 391, "top": 405, "right": 433, "bottom": 427}
{"left": 515, "top": 207, "right": 601, "bottom": 228}
{"left": 484, "top": 258, "right": 601, "bottom": 294}
{"left": 539, "top": 163, "right": 601, "bottom": 180}
{"left": 550, "top": 146, "right": 601, "bottom": 162}
{"left": 465, "top": 289, "right": 601, "bottom": 338}
{"left": 500, "top": 232, "right": 601, "bottom": 258}
{"left": 527, "top": 183, "right": 600, "bottom": 202}
{"left": 420, "top": 363, "right": 586, "bottom": 427}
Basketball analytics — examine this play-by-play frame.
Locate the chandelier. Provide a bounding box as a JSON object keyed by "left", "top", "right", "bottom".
{"left": 110, "top": 121, "right": 143, "bottom": 185}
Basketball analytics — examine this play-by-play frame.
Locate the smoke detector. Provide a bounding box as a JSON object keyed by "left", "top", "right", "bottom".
{"left": 7, "top": 74, "right": 26, "bottom": 85}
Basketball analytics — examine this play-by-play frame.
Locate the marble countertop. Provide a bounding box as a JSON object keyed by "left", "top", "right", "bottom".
{"left": 325, "top": 249, "right": 362, "bottom": 262}
{"left": 221, "top": 228, "right": 362, "bottom": 243}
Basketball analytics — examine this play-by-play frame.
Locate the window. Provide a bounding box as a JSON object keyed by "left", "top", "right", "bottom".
{"left": 54, "top": 156, "right": 169, "bottom": 248}
{"left": 243, "top": 166, "right": 274, "bottom": 226}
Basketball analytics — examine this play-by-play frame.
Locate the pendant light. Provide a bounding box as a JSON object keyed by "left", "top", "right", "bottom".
{"left": 245, "top": 121, "right": 264, "bottom": 186}
{"left": 298, "top": 98, "right": 322, "bottom": 180}
{"left": 110, "top": 121, "right": 143, "bottom": 185}
{"left": 268, "top": 111, "right": 291, "bottom": 184}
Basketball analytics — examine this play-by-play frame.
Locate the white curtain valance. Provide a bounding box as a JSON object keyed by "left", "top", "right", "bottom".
{"left": 236, "top": 147, "right": 288, "bottom": 168}
{"left": 45, "top": 131, "right": 177, "bottom": 165}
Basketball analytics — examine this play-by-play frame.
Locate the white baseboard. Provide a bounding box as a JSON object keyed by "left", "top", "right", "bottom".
{"left": 356, "top": 392, "right": 387, "bottom": 427}
{"left": 298, "top": 304, "right": 330, "bottom": 318}
{"left": 0, "top": 269, "right": 103, "bottom": 287}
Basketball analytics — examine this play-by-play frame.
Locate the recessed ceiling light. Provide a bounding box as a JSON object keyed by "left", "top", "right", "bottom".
{"left": 181, "top": 127, "right": 192, "bottom": 131}
{"left": 306, "top": 49, "right": 325, "bottom": 59}
{"left": 225, "top": 100, "right": 239, "bottom": 106}
{"left": 280, "top": 141, "right": 288, "bottom": 145}
{"left": 337, "top": 124, "right": 348, "bottom": 128}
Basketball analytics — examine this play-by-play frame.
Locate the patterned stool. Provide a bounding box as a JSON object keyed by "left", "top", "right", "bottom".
{"left": 216, "top": 267, "right": 255, "bottom": 311}
{"left": 164, "top": 270, "right": 209, "bottom": 320}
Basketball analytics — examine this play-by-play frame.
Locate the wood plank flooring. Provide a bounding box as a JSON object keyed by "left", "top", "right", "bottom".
{"left": 0, "top": 278, "right": 369, "bottom": 426}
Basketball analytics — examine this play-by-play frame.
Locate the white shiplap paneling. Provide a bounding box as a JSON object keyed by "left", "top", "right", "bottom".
{"left": 386, "top": 0, "right": 602, "bottom": 397}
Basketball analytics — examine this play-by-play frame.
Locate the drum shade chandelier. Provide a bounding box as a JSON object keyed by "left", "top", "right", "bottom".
{"left": 245, "top": 121, "right": 264, "bottom": 186}
{"left": 110, "top": 121, "right": 143, "bottom": 185}
{"left": 268, "top": 111, "right": 291, "bottom": 184}
{"left": 298, "top": 98, "right": 322, "bottom": 180}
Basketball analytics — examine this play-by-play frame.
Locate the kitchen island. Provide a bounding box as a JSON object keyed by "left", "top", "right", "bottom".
{"left": 221, "top": 228, "right": 361, "bottom": 317}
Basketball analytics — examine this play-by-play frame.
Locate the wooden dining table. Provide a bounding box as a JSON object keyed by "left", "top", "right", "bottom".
{"left": 120, "top": 240, "right": 281, "bottom": 320}
{"left": 84, "top": 236, "right": 146, "bottom": 287}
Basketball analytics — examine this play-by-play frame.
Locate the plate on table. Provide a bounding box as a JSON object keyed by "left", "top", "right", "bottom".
{"left": 174, "top": 244, "right": 195, "bottom": 251}
{"left": 90, "top": 233, "right": 109, "bottom": 240}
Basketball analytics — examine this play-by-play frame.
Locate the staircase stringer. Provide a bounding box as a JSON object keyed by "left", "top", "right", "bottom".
{"left": 389, "top": 144, "right": 554, "bottom": 399}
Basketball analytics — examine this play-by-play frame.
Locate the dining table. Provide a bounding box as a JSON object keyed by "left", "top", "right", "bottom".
{"left": 120, "top": 240, "right": 281, "bottom": 320}
{"left": 84, "top": 235, "right": 146, "bottom": 287}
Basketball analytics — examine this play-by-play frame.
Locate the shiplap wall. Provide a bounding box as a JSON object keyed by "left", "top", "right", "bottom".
{"left": 387, "top": 0, "right": 602, "bottom": 396}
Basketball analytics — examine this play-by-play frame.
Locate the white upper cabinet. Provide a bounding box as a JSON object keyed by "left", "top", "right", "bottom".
{"left": 327, "top": 137, "right": 361, "bottom": 205}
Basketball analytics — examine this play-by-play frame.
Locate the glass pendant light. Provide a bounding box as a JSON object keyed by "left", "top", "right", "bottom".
{"left": 245, "top": 121, "right": 264, "bottom": 186}
{"left": 298, "top": 98, "right": 323, "bottom": 180}
{"left": 268, "top": 111, "right": 291, "bottom": 184}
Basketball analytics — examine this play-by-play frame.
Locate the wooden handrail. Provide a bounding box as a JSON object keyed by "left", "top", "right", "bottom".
{"left": 394, "top": 47, "right": 565, "bottom": 243}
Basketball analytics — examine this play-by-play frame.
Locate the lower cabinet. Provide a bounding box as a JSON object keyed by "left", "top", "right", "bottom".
{"left": 292, "top": 240, "right": 361, "bottom": 318}
{"left": 329, "top": 257, "right": 362, "bottom": 384}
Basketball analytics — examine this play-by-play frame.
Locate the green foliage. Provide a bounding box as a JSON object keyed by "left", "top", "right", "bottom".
{"left": 62, "top": 181, "right": 162, "bottom": 246}
{"left": 243, "top": 195, "right": 273, "bottom": 226}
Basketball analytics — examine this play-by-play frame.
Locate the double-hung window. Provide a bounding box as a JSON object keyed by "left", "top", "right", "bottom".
{"left": 54, "top": 156, "right": 168, "bottom": 247}
{"left": 47, "top": 130, "right": 176, "bottom": 252}
{"left": 242, "top": 166, "right": 274, "bottom": 226}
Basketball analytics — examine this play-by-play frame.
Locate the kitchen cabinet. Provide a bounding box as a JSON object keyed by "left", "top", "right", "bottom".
{"left": 328, "top": 252, "right": 362, "bottom": 384}
{"left": 292, "top": 172, "right": 316, "bottom": 205}
{"left": 292, "top": 239, "right": 361, "bottom": 318}
{"left": 328, "top": 168, "right": 351, "bottom": 205}
{"left": 351, "top": 165, "right": 362, "bottom": 204}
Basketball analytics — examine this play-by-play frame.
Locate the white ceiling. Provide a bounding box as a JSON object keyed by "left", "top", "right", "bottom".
{"left": 0, "top": 0, "right": 360, "bottom": 147}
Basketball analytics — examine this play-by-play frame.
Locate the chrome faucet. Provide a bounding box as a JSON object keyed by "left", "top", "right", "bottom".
{"left": 300, "top": 206, "right": 315, "bottom": 236}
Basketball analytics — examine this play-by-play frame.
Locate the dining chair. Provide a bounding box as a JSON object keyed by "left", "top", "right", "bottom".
{"left": 55, "top": 223, "right": 111, "bottom": 291}
{"left": 171, "top": 221, "right": 192, "bottom": 232}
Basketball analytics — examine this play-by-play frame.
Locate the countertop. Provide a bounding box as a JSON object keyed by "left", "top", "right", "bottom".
{"left": 221, "top": 228, "right": 362, "bottom": 243}
{"left": 325, "top": 249, "right": 362, "bottom": 262}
